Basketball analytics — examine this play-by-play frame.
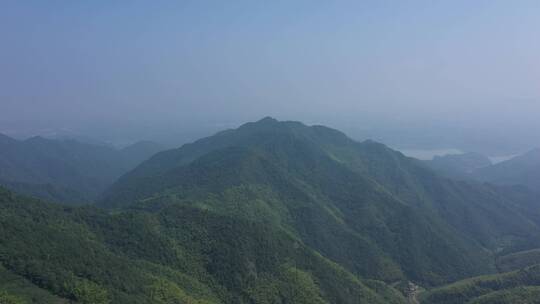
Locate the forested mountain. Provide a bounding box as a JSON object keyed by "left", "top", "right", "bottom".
{"left": 423, "top": 149, "right": 540, "bottom": 193}
{"left": 2, "top": 118, "right": 540, "bottom": 303}
{"left": 423, "top": 152, "right": 492, "bottom": 180}
{"left": 0, "top": 186, "right": 406, "bottom": 304}
{"left": 102, "top": 118, "right": 540, "bottom": 284}
{"left": 473, "top": 148, "right": 540, "bottom": 191}
{"left": 0, "top": 134, "right": 163, "bottom": 203}
{"left": 420, "top": 263, "right": 540, "bottom": 304}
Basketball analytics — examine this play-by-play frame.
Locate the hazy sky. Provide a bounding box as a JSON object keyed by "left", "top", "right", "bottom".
{"left": 1, "top": 1, "right": 539, "bottom": 151}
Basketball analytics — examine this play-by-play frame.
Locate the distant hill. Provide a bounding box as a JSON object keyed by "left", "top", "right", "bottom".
{"left": 423, "top": 149, "right": 540, "bottom": 193}
{"left": 423, "top": 152, "right": 492, "bottom": 180}
{"left": 473, "top": 148, "right": 540, "bottom": 191}
{"left": 0, "top": 134, "right": 163, "bottom": 203}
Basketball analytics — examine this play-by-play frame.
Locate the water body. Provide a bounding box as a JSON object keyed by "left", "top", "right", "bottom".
{"left": 397, "top": 148, "right": 519, "bottom": 164}
{"left": 397, "top": 148, "right": 464, "bottom": 160}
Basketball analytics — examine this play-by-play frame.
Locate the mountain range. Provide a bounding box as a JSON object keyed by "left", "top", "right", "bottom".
{"left": 1, "top": 117, "right": 540, "bottom": 303}
{"left": 474, "top": 148, "right": 540, "bottom": 191}
{"left": 0, "top": 134, "right": 163, "bottom": 204}
{"left": 424, "top": 148, "right": 540, "bottom": 193}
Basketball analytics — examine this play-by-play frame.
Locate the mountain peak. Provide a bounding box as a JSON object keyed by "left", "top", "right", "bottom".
{"left": 241, "top": 116, "right": 281, "bottom": 128}
{"left": 237, "top": 117, "right": 306, "bottom": 134}
{"left": 257, "top": 116, "right": 278, "bottom": 123}
{"left": 99, "top": 117, "right": 540, "bottom": 290}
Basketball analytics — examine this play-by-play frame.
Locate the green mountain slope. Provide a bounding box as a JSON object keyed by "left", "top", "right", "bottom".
{"left": 101, "top": 118, "right": 540, "bottom": 286}
{"left": 423, "top": 152, "right": 492, "bottom": 180}
{"left": 425, "top": 149, "right": 540, "bottom": 193}
{"left": 497, "top": 248, "right": 540, "bottom": 273}
{"left": 473, "top": 148, "right": 540, "bottom": 191}
{"left": 0, "top": 134, "right": 163, "bottom": 203}
{"left": 0, "top": 186, "right": 406, "bottom": 304}
{"left": 3, "top": 118, "right": 540, "bottom": 303}
{"left": 420, "top": 264, "right": 540, "bottom": 304}
{"left": 0, "top": 264, "right": 68, "bottom": 304}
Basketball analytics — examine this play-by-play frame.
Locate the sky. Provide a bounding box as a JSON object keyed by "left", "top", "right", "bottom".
{"left": 1, "top": 1, "right": 539, "bottom": 153}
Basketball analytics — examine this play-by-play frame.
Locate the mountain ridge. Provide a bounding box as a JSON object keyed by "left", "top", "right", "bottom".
{"left": 0, "top": 133, "right": 164, "bottom": 203}
{"left": 2, "top": 118, "right": 540, "bottom": 303}
{"left": 101, "top": 117, "right": 540, "bottom": 286}
{"left": 423, "top": 149, "right": 540, "bottom": 193}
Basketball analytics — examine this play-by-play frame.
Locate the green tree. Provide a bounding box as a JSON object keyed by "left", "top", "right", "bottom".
{"left": 0, "top": 290, "right": 25, "bottom": 304}
{"left": 64, "top": 278, "right": 110, "bottom": 304}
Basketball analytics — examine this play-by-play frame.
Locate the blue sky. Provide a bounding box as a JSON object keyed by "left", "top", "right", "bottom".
{"left": 0, "top": 1, "right": 539, "bottom": 150}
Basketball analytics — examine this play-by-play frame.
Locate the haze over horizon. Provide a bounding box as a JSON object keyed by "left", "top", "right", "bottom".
{"left": 1, "top": 1, "right": 539, "bottom": 153}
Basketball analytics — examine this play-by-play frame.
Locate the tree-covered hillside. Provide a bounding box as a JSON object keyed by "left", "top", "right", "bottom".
{"left": 423, "top": 152, "right": 492, "bottom": 180}
{"left": 0, "top": 134, "right": 163, "bottom": 203}
{"left": 423, "top": 149, "right": 540, "bottom": 193}
{"left": 102, "top": 118, "right": 540, "bottom": 286}
{"left": 0, "top": 186, "right": 406, "bottom": 303}
{"left": 473, "top": 148, "right": 540, "bottom": 191}
{"left": 3, "top": 118, "right": 540, "bottom": 303}
{"left": 420, "top": 264, "right": 540, "bottom": 304}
